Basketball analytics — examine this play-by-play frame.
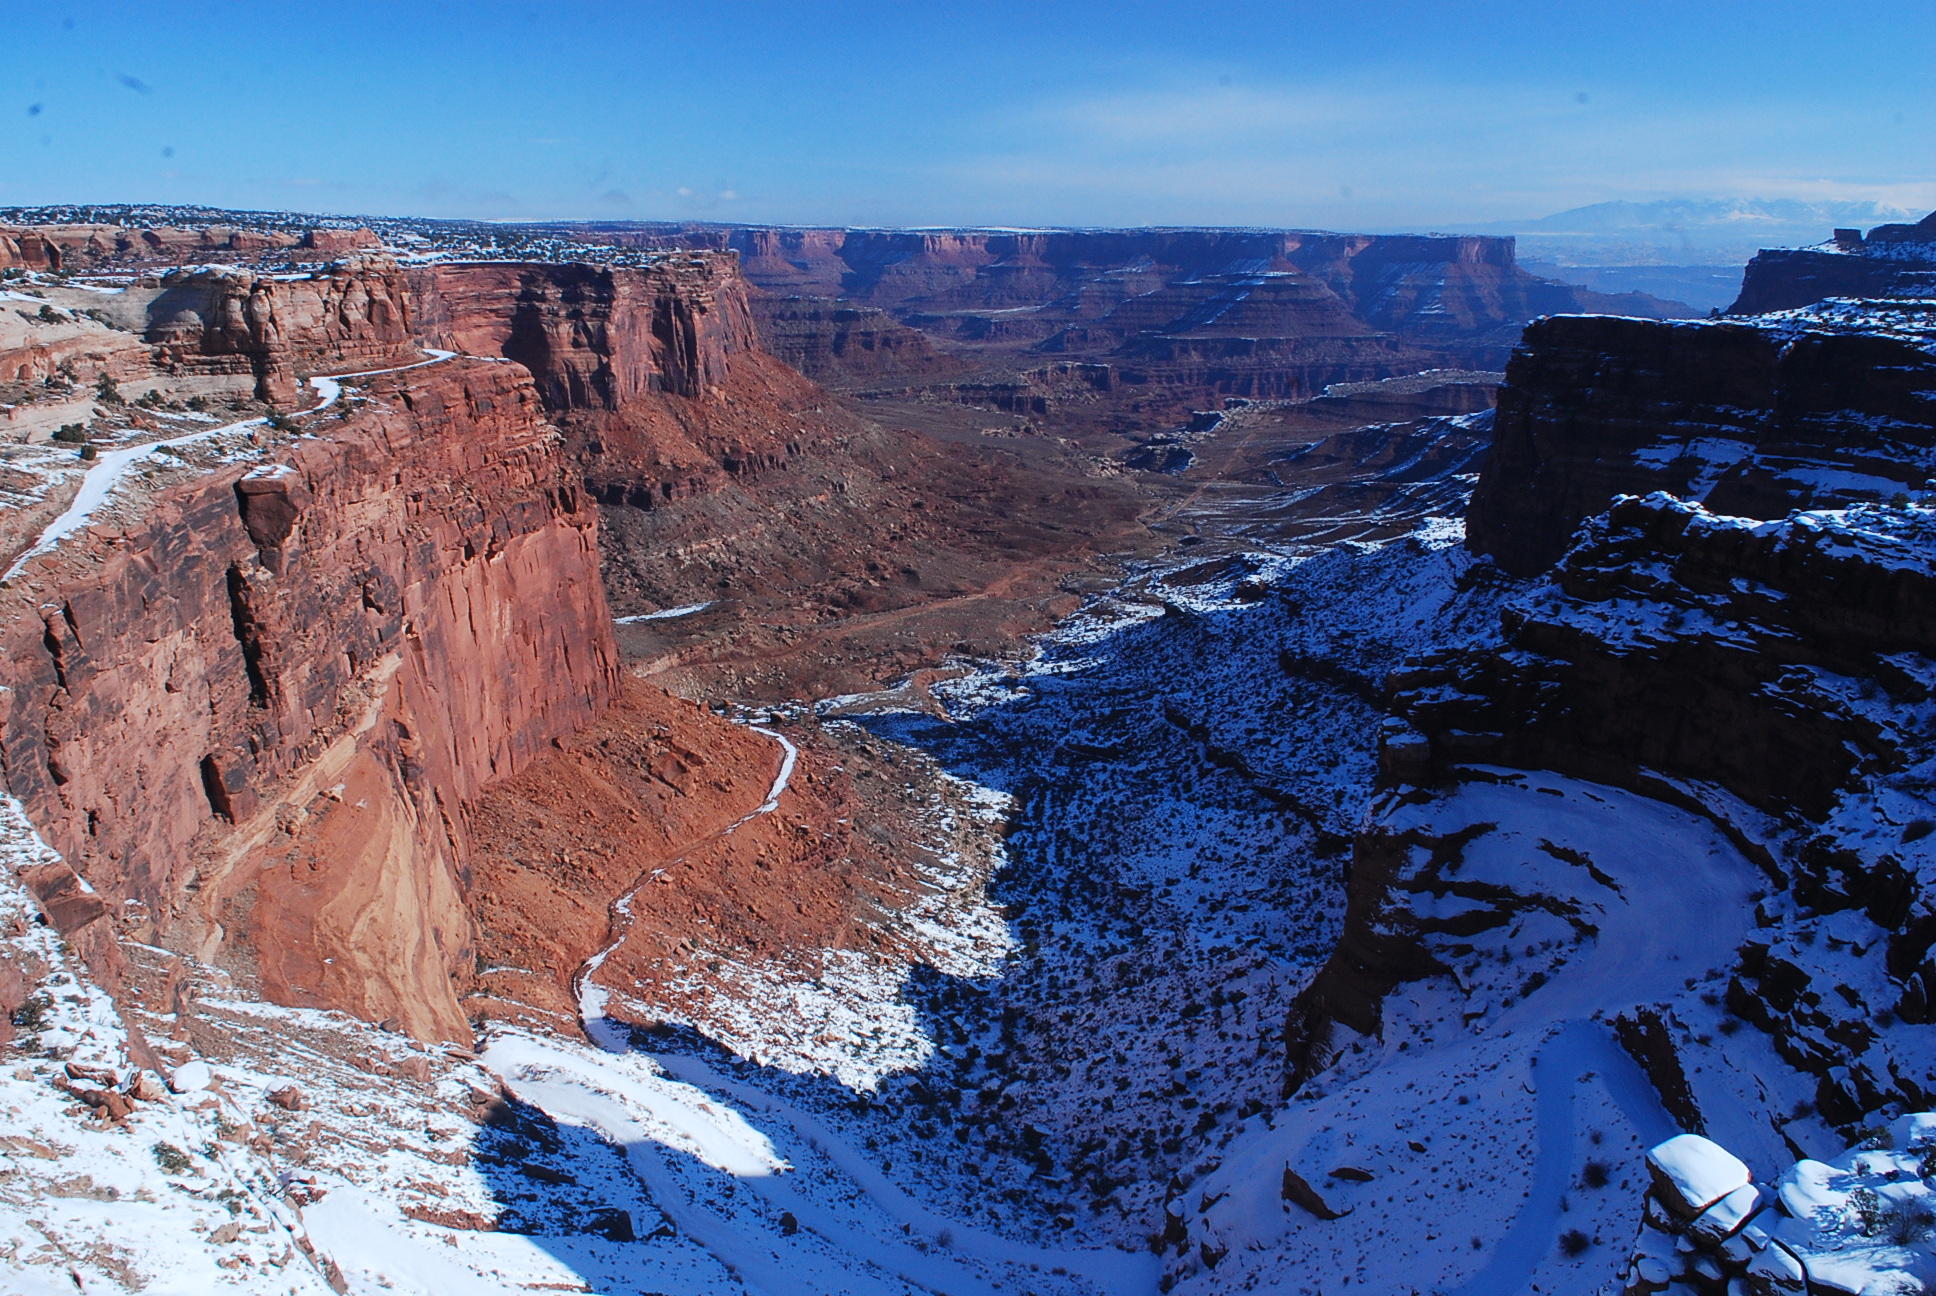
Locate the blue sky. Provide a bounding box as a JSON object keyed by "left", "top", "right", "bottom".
{"left": 5, "top": 0, "right": 1931, "bottom": 228}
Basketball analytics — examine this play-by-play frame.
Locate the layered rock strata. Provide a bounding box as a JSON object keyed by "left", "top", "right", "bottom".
{"left": 0, "top": 358, "right": 618, "bottom": 1039}
{"left": 1467, "top": 310, "right": 1936, "bottom": 575}
{"left": 1732, "top": 209, "right": 1936, "bottom": 314}
{"left": 1297, "top": 302, "right": 1936, "bottom": 1131}
{"left": 0, "top": 222, "right": 380, "bottom": 272}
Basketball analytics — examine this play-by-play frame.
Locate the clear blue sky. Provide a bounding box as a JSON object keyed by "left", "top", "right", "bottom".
{"left": 5, "top": 0, "right": 1931, "bottom": 228}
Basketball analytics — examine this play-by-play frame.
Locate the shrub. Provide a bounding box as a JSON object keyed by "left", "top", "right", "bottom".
{"left": 51, "top": 423, "right": 87, "bottom": 444}
{"left": 1853, "top": 1125, "right": 1894, "bottom": 1151}
{"left": 1581, "top": 1160, "right": 1611, "bottom": 1189}
{"left": 152, "top": 1142, "right": 192, "bottom": 1174}
{"left": 95, "top": 373, "right": 123, "bottom": 405}
{"left": 1558, "top": 1229, "right": 1591, "bottom": 1257}
{"left": 10, "top": 993, "right": 50, "bottom": 1033}
{"left": 1888, "top": 1200, "right": 1936, "bottom": 1246}
{"left": 36, "top": 304, "right": 61, "bottom": 324}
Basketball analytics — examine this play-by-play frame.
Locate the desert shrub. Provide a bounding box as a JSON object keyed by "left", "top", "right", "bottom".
{"left": 1558, "top": 1229, "right": 1591, "bottom": 1257}
{"left": 51, "top": 423, "right": 86, "bottom": 443}
{"left": 94, "top": 373, "right": 122, "bottom": 405}
{"left": 10, "top": 993, "right": 50, "bottom": 1033}
{"left": 152, "top": 1142, "right": 192, "bottom": 1174}
{"left": 1888, "top": 1200, "right": 1936, "bottom": 1246}
{"left": 1853, "top": 1125, "right": 1894, "bottom": 1151}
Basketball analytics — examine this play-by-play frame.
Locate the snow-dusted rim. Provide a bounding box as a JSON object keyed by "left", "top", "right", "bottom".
{"left": 573, "top": 721, "right": 799, "bottom": 1052}
{"left": 1, "top": 348, "right": 457, "bottom": 583}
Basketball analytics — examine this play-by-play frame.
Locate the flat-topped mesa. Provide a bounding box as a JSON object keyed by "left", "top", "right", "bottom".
{"left": 1730, "top": 208, "right": 1936, "bottom": 314}
{"left": 0, "top": 357, "right": 618, "bottom": 1040}
{"left": 1467, "top": 310, "right": 1936, "bottom": 575}
{"left": 0, "top": 222, "right": 381, "bottom": 272}
{"left": 410, "top": 254, "right": 828, "bottom": 506}
{"left": 411, "top": 254, "right": 756, "bottom": 405}
{"left": 578, "top": 223, "right": 1664, "bottom": 337}
{"left": 144, "top": 253, "right": 420, "bottom": 403}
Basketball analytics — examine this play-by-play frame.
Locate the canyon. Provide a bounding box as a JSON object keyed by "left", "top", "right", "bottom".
{"left": 0, "top": 202, "right": 1930, "bottom": 1296}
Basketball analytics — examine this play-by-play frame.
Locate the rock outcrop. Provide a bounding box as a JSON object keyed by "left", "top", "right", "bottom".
{"left": 0, "top": 358, "right": 617, "bottom": 1039}
{"left": 410, "top": 256, "right": 819, "bottom": 505}
{"left": 616, "top": 226, "right": 1675, "bottom": 344}
{"left": 0, "top": 223, "right": 380, "bottom": 273}
{"left": 1295, "top": 296, "right": 1936, "bottom": 1132}
{"left": 144, "top": 254, "right": 419, "bottom": 402}
{"left": 1467, "top": 311, "right": 1936, "bottom": 575}
{"left": 1731, "top": 208, "right": 1936, "bottom": 314}
{"left": 555, "top": 222, "right": 1687, "bottom": 438}
{"left": 1624, "top": 1124, "right": 1936, "bottom": 1295}
{"left": 752, "top": 297, "right": 961, "bottom": 386}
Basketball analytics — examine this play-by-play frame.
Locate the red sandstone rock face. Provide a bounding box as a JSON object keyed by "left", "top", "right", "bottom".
{"left": 562, "top": 224, "right": 1674, "bottom": 439}
{"left": 594, "top": 225, "right": 1670, "bottom": 341}
{"left": 145, "top": 254, "right": 420, "bottom": 403}
{"left": 410, "top": 257, "right": 843, "bottom": 511}
{"left": 0, "top": 227, "right": 62, "bottom": 272}
{"left": 0, "top": 359, "right": 617, "bottom": 1039}
{"left": 0, "top": 226, "right": 1150, "bottom": 1044}
{"left": 0, "top": 224, "right": 380, "bottom": 273}
{"left": 752, "top": 297, "right": 964, "bottom": 386}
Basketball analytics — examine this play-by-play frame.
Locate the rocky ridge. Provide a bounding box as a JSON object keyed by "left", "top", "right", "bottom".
{"left": 1175, "top": 222, "right": 1936, "bottom": 1295}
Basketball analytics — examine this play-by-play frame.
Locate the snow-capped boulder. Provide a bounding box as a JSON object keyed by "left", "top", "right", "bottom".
{"left": 1648, "top": 1134, "right": 1752, "bottom": 1218}
{"left": 167, "top": 1059, "right": 212, "bottom": 1093}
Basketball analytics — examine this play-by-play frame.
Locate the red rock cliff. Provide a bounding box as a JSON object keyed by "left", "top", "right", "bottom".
{"left": 0, "top": 358, "right": 618, "bottom": 1039}
{"left": 144, "top": 254, "right": 420, "bottom": 403}
{"left": 411, "top": 256, "right": 827, "bottom": 506}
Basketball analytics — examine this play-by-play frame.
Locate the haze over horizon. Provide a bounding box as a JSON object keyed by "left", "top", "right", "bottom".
{"left": 7, "top": 0, "right": 1931, "bottom": 230}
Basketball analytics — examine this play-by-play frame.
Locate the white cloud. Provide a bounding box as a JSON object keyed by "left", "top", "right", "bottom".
{"left": 935, "top": 74, "right": 1935, "bottom": 226}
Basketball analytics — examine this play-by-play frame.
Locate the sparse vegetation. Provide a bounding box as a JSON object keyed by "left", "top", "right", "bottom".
{"left": 10, "top": 992, "right": 51, "bottom": 1034}
{"left": 152, "top": 1141, "right": 193, "bottom": 1174}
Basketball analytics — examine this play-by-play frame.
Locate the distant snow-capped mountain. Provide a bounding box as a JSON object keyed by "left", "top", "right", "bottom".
{"left": 1428, "top": 197, "right": 1920, "bottom": 269}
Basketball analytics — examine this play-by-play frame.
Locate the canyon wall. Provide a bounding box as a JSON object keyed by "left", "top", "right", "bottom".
{"left": 1467, "top": 312, "right": 1936, "bottom": 575}
{"left": 0, "top": 222, "right": 379, "bottom": 272}
{"left": 583, "top": 222, "right": 1682, "bottom": 337}
{"left": 1296, "top": 304, "right": 1936, "bottom": 1128}
{"left": 0, "top": 358, "right": 617, "bottom": 1040}
{"left": 558, "top": 223, "right": 1685, "bottom": 432}
{"left": 410, "top": 256, "right": 825, "bottom": 506}
{"left": 144, "top": 254, "right": 420, "bottom": 402}
{"left": 1731, "top": 209, "right": 1936, "bottom": 314}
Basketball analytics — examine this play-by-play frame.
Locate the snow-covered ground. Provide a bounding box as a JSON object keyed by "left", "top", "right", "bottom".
{"left": 1166, "top": 769, "right": 1767, "bottom": 1294}
{"left": 422, "top": 515, "right": 1501, "bottom": 1296}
